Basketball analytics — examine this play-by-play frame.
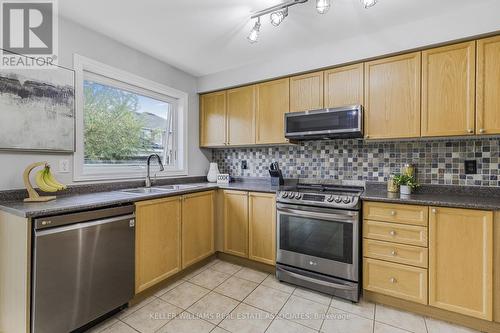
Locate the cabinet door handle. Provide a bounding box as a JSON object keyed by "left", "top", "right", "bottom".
{"left": 390, "top": 210, "right": 396, "bottom": 216}
{"left": 479, "top": 129, "right": 485, "bottom": 134}
{"left": 389, "top": 230, "right": 396, "bottom": 236}
{"left": 391, "top": 250, "right": 397, "bottom": 256}
{"left": 432, "top": 208, "right": 437, "bottom": 214}
{"left": 389, "top": 277, "right": 397, "bottom": 284}
{"left": 467, "top": 129, "right": 473, "bottom": 134}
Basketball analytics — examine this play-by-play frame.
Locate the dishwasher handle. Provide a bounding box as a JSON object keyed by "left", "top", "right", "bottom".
{"left": 35, "top": 214, "right": 135, "bottom": 236}
{"left": 34, "top": 205, "right": 135, "bottom": 230}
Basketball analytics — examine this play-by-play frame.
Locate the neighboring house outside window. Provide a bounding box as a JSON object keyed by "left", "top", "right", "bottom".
{"left": 73, "top": 55, "right": 188, "bottom": 181}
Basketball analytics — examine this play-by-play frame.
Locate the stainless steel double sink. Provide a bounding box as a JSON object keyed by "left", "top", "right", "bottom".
{"left": 120, "top": 184, "right": 203, "bottom": 195}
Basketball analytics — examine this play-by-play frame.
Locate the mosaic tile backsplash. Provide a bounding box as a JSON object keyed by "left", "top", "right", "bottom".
{"left": 212, "top": 137, "right": 500, "bottom": 187}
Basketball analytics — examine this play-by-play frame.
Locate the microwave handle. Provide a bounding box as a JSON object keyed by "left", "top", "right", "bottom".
{"left": 277, "top": 266, "right": 356, "bottom": 290}
{"left": 277, "top": 207, "right": 357, "bottom": 223}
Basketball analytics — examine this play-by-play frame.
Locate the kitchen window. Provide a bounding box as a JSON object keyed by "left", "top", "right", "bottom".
{"left": 73, "top": 55, "right": 188, "bottom": 181}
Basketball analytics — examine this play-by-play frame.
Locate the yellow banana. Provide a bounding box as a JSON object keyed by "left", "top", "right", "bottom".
{"left": 35, "top": 169, "right": 58, "bottom": 193}
{"left": 43, "top": 167, "right": 67, "bottom": 190}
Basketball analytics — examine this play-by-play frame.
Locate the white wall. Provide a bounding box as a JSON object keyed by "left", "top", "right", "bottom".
{"left": 197, "top": 1, "right": 500, "bottom": 92}
{"left": 0, "top": 17, "right": 210, "bottom": 190}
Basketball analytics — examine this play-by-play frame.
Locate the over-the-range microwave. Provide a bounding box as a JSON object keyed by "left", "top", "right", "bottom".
{"left": 284, "top": 105, "right": 363, "bottom": 140}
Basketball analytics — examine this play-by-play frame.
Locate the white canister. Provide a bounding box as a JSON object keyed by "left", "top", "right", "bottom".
{"left": 207, "top": 163, "right": 220, "bottom": 183}
{"left": 400, "top": 185, "right": 412, "bottom": 195}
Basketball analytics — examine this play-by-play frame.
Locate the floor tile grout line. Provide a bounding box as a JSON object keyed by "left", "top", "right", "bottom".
{"left": 116, "top": 318, "right": 142, "bottom": 333}
{"left": 374, "top": 319, "right": 423, "bottom": 333}
{"left": 318, "top": 289, "right": 335, "bottom": 333}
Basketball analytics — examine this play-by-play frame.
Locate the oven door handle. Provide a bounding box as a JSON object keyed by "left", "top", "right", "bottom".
{"left": 277, "top": 207, "right": 357, "bottom": 222}
{"left": 277, "top": 266, "right": 356, "bottom": 290}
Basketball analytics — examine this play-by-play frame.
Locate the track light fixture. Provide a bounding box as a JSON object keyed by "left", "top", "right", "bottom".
{"left": 247, "top": 18, "right": 261, "bottom": 43}
{"left": 247, "top": 0, "right": 378, "bottom": 43}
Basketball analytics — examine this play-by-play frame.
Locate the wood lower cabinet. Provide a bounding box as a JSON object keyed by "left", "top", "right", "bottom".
{"left": 181, "top": 191, "right": 215, "bottom": 269}
{"left": 290, "top": 71, "right": 324, "bottom": 112}
{"left": 476, "top": 36, "right": 500, "bottom": 135}
{"left": 421, "top": 41, "right": 476, "bottom": 137}
{"left": 256, "top": 78, "right": 289, "bottom": 144}
{"left": 135, "top": 197, "right": 182, "bottom": 293}
{"left": 324, "top": 64, "right": 363, "bottom": 108}
{"left": 200, "top": 91, "right": 227, "bottom": 147}
{"left": 364, "top": 52, "right": 421, "bottom": 139}
{"left": 364, "top": 258, "right": 428, "bottom": 304}
{"left": 223, "top": 190, "right": 249, "bottom": 258}
{"left": 227, "top": 85, "right": 256, "bottom": 146}
{"left": 248, "top": 192, "right": 276, "bottom": 265}
{"left": 429, "top": 207, "right": 493, "bottom": 320}
{"left": 363, "top": 201, "right": 428, "bottom": 226}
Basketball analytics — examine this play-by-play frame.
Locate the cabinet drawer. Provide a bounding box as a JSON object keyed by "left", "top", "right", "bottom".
{"left": 363, "top": 202, "right": 428, "bottom": 226}
{"left": 364, "top": 258, "right": 428, "bottom": 304}
{"left": 363, "top": 220, "right": 428, "bottom": 247}
{"left": 363, "top": 239, "right": 428, "bottom": 268}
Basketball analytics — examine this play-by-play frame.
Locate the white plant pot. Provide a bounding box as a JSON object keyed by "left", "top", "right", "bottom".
{"left": 400, "top": 185, "right": 412, "bottom": 195}
{"left": 207, "top": 163, "right": 219, "bottom": 183}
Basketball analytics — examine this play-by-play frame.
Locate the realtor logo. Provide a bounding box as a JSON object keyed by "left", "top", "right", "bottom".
{"left": 0, "top": 0, "right": 58, "bottom": 68}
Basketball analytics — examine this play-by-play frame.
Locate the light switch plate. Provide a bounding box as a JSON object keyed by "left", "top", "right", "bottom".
{"left": 59, "top": 159, "right": 70, "bottom": 173}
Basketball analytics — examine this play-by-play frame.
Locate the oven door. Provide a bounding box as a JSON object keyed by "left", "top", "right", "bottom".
{"left": 276, "top": 203, "right": 359, "bottom": 282}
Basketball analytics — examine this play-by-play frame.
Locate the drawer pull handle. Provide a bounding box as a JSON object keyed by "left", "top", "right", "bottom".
{"left": 432, "top": 208, "right": 437, "bottom": 214}
{"left": 391, "top": 250, "right": 397, "bottom": 256}
{"left": 390, "top": 211, "right": 396, "bottom": 216}
{"left": 389, "top": 230, "right": 396, "bottom": 236}
{"left": 479, "top": 128, "right": 485, "bottom": 134}
{"left": 389, "top": 277, "right": 397, "bottom": 284}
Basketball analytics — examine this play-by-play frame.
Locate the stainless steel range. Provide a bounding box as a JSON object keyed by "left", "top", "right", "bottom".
{"left": 276, "top": 183, "right": 363, "bottom": 302}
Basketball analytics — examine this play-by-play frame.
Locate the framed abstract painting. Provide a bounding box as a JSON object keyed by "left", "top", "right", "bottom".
{"left": 0, "top": 62, "right": 75, "bottom": 152}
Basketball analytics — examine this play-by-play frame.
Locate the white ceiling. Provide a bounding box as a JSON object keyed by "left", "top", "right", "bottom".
{"left": 60, "top": 0, "right": 499, "bottom": 79}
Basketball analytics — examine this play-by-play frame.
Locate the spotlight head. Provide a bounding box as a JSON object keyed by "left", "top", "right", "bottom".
{"left": 316, "top": 0, "right": 331, "bottom": 14}
{"left": 361, "top": 0, "right": 378, "bottom": 9}
{"left": 270, "top": 8, "right": 288, "bottom": 27}
{"left": 247, "top": 19, "right": 261, "bottom": 43}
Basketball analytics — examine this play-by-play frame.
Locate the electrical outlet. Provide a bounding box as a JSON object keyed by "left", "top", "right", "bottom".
{"left": 464, "top": 160, "right": 477, "bottom": 174}
{"left": 59, "top": 159, "right": 70, "bottom": 173}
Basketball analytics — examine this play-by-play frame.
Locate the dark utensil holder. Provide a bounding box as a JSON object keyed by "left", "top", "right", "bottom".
{"left": 270, "top": 175, "right": 284, "bottom": 186}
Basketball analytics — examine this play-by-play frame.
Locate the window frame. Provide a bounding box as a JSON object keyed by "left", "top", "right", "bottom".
{"left": 73, "top": 54, "right": 189, "bottom": 182}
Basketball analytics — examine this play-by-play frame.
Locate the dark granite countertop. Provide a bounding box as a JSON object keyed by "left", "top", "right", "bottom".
{"left": 0, "top": 180, "right": 278, "bottom": 218}
{"left": 362, "top": 183, "right": 500, "bottom": 211}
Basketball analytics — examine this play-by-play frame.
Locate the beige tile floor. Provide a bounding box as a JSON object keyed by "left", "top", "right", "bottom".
{"left": 86, "top": 259, "right": 482, "bottom": 333}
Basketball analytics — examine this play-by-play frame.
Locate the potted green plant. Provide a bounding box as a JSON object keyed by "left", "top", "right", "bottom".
{"left": 393, "top": 174, "right": 419, "bottom": 195}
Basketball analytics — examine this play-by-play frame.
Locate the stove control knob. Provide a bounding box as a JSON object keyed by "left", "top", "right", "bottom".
{"left": 326, "top": 195, "right": 334, "bottom": 202}
{"left": 281, "top": 192, "right": 288, "bottom": 198}
{"left": 342, "top": 197, "right": 351, "bottom": 204}
{"left": 289, "top": 192, "right": 295, "bottom": 199}
{"left": 334, "top": 196, "right": 342, "bottom": 203}
{"left": 295, "top": 193, "right": 302, "bottom": 200}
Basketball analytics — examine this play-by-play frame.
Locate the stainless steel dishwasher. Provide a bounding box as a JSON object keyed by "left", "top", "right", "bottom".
{"left": 31, "top": 205, "right": 135, "bottom": 333}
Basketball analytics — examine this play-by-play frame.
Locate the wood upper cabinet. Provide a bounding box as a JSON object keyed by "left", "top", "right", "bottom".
{"left": 364, "top": 52, "right": 421, "bottom": 139}
{"left": 227, "top": 85, "right": 256, "bottom": 145}
{"left": 324, "top": 64, "right": 364, "bottom": 108}
{"left": 182, "top": 191, "right": 214, "bottom": 269}
{"left": 223, "top": 190, "right": 249, "bottom": 258}
{"left": 429, "top": 207, "right": 493, "bottom": 320}
{"left": 135, "top": 197, "right": 181, "bottom": 293}
{"left": 256, "top": 78, "right": 290, "bottom": 144}
{"left": 421, "top": 42, "right": 476, "bottom": 137}
{"left": 476, "top": 36, "right": 500, "bottom": 135}
{"left": 290, "top": 71, "right": 324, "bottom": 112}
{"left": 248, "top": 192, "right": 276, "bottom": 265}
{"left": 200, "top": 91, "right": 227, "bottom": 147}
